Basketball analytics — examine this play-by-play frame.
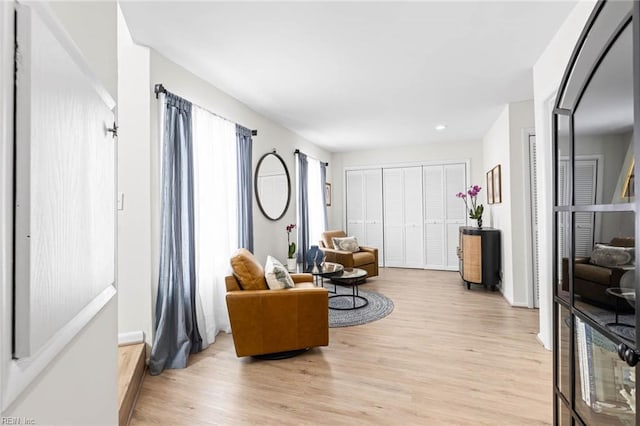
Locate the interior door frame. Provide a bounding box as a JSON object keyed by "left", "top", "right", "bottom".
{"left": 0, "top": 0, "right": 15, "bottom": 410}
{"left": 522, "top": 128, "right": 538, "bottom": 309}
{"left": 526, "top": 137, "right": 606, "bottom": 309}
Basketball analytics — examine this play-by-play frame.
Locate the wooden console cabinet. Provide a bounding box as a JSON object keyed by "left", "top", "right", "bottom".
{"left": 457, "top": 227, "right": 501, "bottom": 290}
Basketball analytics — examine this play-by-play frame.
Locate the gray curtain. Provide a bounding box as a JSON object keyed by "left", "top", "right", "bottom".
{"left": 296, "top": 152, "right": 309, "bottom": 262}
{"left": 236, "top": 125, "right": 253, "bottom": 251}
{"left": 150, "top": 92, "right": 202, "bottom": 376}
{"left": 320, "top": 162, "right": 328, "bottom": 230}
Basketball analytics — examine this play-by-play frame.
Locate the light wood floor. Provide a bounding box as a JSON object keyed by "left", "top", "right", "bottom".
{"left": 130, "top": 268, "right": 551, "bottom": 425}
{"left": 118, "top": 343, "right": 146, "bottom": 426}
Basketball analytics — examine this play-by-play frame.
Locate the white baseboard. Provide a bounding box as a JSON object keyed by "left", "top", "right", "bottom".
{"left": 118, "top": 331, "right": 145, "bottom": 347}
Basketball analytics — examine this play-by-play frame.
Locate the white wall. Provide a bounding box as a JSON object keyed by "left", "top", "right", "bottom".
{"left": 482, "top": 106, "right": 513, "bottom": 301}
{"left": 508, "top": 100, "right": 535, "bottom": 306}
{"left": 116, "top": 5, "right": 153, "bottom": 348}
{"left": 577, "top": 132, "right": 631, "bottom": 205}
{"left": 47, "top": 1, "right": 117, "bottom": 99}
{"left": 149, "top": 51, "right": 331, "bottom": 266}
{"left": 330, "top": 139, "right": 484, "bottom": 231}
{"left": 482, "top": 100, "right": 535, "bottom": 307}
{"left": 4, "top": 303, "right": 118, "bottom": 425}
{"left": 533, "top": 0, "right": 597, "bottom": 349}
{"left": 1, "top": 1, "right": 118, "bottom": 423}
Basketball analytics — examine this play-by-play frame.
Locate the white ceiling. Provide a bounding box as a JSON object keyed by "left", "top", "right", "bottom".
{"left": 120, "top": 1, "right": 578, "bottom": 152}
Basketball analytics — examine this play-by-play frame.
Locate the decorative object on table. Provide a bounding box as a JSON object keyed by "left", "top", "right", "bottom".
{"left": 328, "top": 285, "right": 394, "bottom": 327}
{"left": 315, "top": 249, "right": 325, "bottom": 269}
{"left": 486, "top": 169, "right": 494, "bottom": 204}
{"left": 286, "top": 258, "right": 297, "bottom": 272}
{"left": 306, "top": 245, "right": 321, "bottom": 272}
{"left": 286, "top": 223, "right": 297, "bottom": 271}
{"left": 456, "top": 185, "right": 484, "bottom": 228}
{"left": 325, "top": 182, "right": 332, "bottom": 206}
{"left": 492, "top": 164, "right": 502, "bottom": 204}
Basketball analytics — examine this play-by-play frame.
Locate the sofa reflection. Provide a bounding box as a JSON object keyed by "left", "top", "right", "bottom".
{"left": 562, "top": 237, "right": 635, "bottom": 310}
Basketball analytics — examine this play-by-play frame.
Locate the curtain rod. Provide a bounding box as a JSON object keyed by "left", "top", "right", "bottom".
{"left": 154, "top": 83, "right": 258, "bottom": 136}
{"left": 294, "top": 149, "right": 329, "bottom": 167}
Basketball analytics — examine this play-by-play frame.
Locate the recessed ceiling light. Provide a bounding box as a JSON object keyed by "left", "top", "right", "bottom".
{"left": 435, "top": 124, "right": 447, "bottom": 131}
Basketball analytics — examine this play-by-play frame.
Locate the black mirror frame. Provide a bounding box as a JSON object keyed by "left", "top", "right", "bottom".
{"left": 254, "top": 151, "right": 291, "bottom": 221}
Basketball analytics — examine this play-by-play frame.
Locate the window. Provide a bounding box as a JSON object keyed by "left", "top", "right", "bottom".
{"left": 307, "top": 158, "right": 326, "bottom": 245}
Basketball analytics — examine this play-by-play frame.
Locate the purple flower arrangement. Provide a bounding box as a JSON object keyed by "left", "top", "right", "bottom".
{"left": 456, "top": 185, "right": 484, "bottom": 226}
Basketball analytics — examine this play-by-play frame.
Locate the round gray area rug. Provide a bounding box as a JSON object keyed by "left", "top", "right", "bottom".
{"left": 328, "top": 284, "right": 394, "bottom": 327}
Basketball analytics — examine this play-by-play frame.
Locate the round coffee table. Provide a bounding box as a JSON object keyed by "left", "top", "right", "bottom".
{"left": 300, "top": 262, "right": 344, "bottom": 288}
{"left": 605, "top": 287, "right": 635, "bottom": 337}
{"left": 329, "top": 268, "right": 368, "bottom": 310}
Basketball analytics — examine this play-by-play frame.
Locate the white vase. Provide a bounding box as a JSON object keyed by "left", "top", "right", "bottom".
{"left": 287, "top": 258, "right": 297, "bottom": 272}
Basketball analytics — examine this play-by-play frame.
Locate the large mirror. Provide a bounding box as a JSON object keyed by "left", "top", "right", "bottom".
{"left": 255, "top": 151, "right": 291, "bottom": 221}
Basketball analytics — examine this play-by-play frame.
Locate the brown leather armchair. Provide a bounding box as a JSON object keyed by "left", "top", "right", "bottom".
{"left": 225, "top": 249, "right": 329, "bottom": 358}
{"left": 562, "top": 237, "right": 635, "bottom": 309}
{"left": 319, "top": 230, "right": 379, "bottom": 278}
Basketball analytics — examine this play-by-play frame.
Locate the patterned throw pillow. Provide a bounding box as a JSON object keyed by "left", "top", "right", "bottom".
{"left": 589, "top": 244, "right": 634, "bottom": 267}
{"left": 332, "top": 236, "right": 360, "bottom": 253}
{"left": 264, "top": 256, "right": 295, "bottom": 289}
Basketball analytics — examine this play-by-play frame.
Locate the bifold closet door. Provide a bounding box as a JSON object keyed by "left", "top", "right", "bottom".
{"left": 363, "top": 169, "right": 384, "bottom": 265}
{"left": 423, "top": 166, "right": 445, "bottom": 268}
{"left": 346, "top": 170, "right": 365, "bottom": 243}
{"left": 423, "top": 163, "right": 467, "bottom": 270}
{"left": 444, "top": 164, "right": 467, "bottom": 269}
{"left": 345, "top": 169, "right": 384, "bottom": 265}
{"left": 383, "top": 167, "right": 423, "bottom": 268}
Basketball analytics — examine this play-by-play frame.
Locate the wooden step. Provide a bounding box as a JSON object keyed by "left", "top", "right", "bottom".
{"left": 118, "top": 343, "right": 146, "bottom": 426}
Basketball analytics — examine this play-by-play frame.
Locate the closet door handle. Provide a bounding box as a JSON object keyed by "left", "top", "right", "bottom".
{"left": 617, "top": 343, "right": 639, "bottom": 367}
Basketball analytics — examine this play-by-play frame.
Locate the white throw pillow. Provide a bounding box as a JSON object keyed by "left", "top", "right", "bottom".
{"left": 264, "top": 256, "right": 295, "bottom": 289}
{"left": 332, "top": 236, "right": 360, "bottom": 253}
{"left": 589, "top": 244, "right": 634, "bottom": 267}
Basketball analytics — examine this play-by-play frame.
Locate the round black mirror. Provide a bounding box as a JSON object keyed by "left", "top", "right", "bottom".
{"left": 255, "top": 151, "right": 291, "bottom": 221}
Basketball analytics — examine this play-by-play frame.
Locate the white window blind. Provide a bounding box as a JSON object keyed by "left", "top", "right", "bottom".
{"left": 574, "top": 159, "right": 598, "bottom": 257}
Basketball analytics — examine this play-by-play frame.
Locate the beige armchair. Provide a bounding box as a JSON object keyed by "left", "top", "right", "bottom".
{"left": 319, "top": 230, "right": 379, "bottom": 278}
{"left": 225, "top": 249, "right": 329, "bottom": 358}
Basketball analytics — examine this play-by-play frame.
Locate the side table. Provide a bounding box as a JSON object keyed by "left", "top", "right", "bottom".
{"left": 329, "top": 268, "right": 368, "bottom": 310}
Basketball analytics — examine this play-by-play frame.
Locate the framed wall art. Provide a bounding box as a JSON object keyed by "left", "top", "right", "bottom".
{"left": 486, "top": 169, "right": 494, "bottom": 204}
{"left": 492, "top": 164, "right": 502, "bottom": 204}
{"left": 325, "top": 182, "right": 332, "bottom": 206}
